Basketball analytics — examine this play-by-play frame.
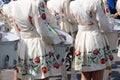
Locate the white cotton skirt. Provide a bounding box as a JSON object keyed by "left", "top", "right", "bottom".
{"left": 16, "top": 37, "right": 62, "bottom": 79}
{"left": 74, "top": 30, "right": 114, "bottom": 72}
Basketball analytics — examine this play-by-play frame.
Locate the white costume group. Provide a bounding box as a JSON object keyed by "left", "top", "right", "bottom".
{"left": 1, "top": 0, "right": 119, "bottom": 79}
{"left": 2, "top": 0, "right": 64, "bottom": 79}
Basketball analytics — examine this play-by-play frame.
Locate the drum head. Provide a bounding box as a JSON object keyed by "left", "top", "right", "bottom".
{"left": 113, "top": 19, "right": 120, "bottom": 31}
{"left": 55, "top": 28, "right": 73, "bottom": 45}
{"left": 0, "top": 32, "right": 20, "bottom": 42}
{"left": 114, "top": 19, "right": 120, "bottom": 24}
{"left": 0, "top": 22, "right": 5, "bottom": 27}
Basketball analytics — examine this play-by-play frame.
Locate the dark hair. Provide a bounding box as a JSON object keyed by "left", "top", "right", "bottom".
{"left": 2, "top": 0, "right": 10, "bottom": 4}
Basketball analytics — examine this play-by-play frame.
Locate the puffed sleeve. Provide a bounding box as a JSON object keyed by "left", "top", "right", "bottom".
{"left": 69, "top": 1, "right": 80, "bottom": 25}
{"left": 2, "top": 3, "right": 19, "bottom": 35}
{"left": 30, "top": 1, "right": 62, "bottom": 44}
{"left": 95, "top": 1, "right": 112, "bottom": 33}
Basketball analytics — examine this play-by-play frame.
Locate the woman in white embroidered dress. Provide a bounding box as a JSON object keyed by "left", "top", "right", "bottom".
{"left": 47, "top": 0, "right": 77, "bottom": 38}
{"left": 2, "top": 0, "right": 64, "bottom": 80}
{"left": 70, "top": 0, "right": 114, "bottom": 80}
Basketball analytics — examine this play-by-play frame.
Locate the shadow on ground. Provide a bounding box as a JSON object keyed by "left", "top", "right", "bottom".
{"left": 112, "top": 61, "right": 120, "bottom": 80}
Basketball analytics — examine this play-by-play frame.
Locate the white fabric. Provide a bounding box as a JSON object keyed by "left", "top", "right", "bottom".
{"left": 70, "top": 0, "right": 113, "bottom": 72}
{"left": 2, "top": 1, "right": 19, "bottom": 35}
{"left": 2, "top": 0, "right": 63, "bottom": 79}
{"left": 116, "top": 0, "right": 120, "bottom": 15}
{"left": 47, "top": 0, "right": 78, "bottom": 34}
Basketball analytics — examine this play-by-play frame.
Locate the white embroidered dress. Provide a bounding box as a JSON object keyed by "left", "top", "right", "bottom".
{"left": 3, "top": 0, "right": 63, "bottom": 79}
{"left": 70, "top": 0, "right": 114, "bottom": 72}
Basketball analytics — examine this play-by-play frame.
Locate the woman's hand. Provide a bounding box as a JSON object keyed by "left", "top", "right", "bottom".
{"left": 110, "top": 13, "right": 119, "bottom": 18}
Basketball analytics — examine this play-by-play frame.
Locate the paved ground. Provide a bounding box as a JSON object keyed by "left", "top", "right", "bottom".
{"left": 50, "top": 52, "right": 120, "bottom": 80}
{"left": 111, "top": 52, "right": 120, "bottom": 80}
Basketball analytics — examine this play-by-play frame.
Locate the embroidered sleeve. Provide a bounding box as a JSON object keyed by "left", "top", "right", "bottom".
{"left": 95, "top": 0, "right": 111, "bottom": 32}
{"left": 31, "top": 1, "right": 62, "bottom": 44}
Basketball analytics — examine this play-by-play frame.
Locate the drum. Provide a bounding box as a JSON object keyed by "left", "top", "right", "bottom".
{"left": 0, "top": 31, "right": 20, "bottom": 42}
{"left": 113, "top": 19, "right": 120, "bottom": 32}
{"left": 0, "top": 32, "right": 20, "bottom": 69}
{"left": 0, "top": 22, "right": 5, "bottom": 31}
{"left": 0, "top": 22, "right": 5, "bottom": 27}
{"left": 106, "top": 19, "right": 119, "bottom": 50}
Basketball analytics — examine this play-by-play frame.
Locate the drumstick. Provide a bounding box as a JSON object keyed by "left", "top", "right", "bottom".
{"left": 47, "top": 23, "right": 59, "bottom": 35}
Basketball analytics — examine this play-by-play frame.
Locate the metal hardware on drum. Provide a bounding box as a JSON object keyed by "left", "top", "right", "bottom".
{"left": 0, "top": 30, "right": 19, "bottom": 69}
{"left": 0, "top": 22, "right": 10, "bottom": 32}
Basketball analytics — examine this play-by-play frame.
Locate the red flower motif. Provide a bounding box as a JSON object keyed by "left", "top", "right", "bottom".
{"left": 93, "top": 49, "right": 99, "bottom": 55}
{"left": 89, "top": 11, "right": 93, "bottom": 18}
{"left": 16, "top": 24, "right": 20, "bottom": 32}
{"left": 108, "top": 72, "right": 112, "bottom": 76}
{"left": 75, "top": 51, "right": 81, "bottom": 56}
{"left": 105, "top": 8, "right": 109, "bottom": 13}
{"left": 34, "top": 57, "right": 40, "bottom": 63}
{"left": 48, "top": 52, "right": 52, "bottom": 57}
{"left": 104, "top": 8, "right": 109, "bottom": 13}
{"left": 41, "top": 13, "right": 46, "bottom": 20}
{"left": 28, "top": 16, "right": 33, "bottom": 26}
{"left": 53, "top": 62, "right": 60, "bottom": 69}
{"left": 100, "top": 58, "right": 106, "bottom": 64}
{"left": 42, "top": 67, "right": 48, "bottom": 73}
{"left": 109, "top": 55, "right": 114, "bottom": 61}
{"left": 42, "top": 2, "right": 45, "bottom": 8}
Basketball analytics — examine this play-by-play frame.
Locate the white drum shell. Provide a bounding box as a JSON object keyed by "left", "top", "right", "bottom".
{"left": 0, "top": 41, "right": 18, "bottom": 69}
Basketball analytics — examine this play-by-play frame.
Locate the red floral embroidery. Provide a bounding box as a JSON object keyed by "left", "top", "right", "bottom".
{"left": 100, "top": 58, "right": 106, "bottom": 64}
{"left": 75, "top": 51, "right": 81, "bottom": 56}
{"left": 104, "top": 8, "right": 109, "bottom": 13}
{"left": 109, "top": 55, "right": 114, "bottom": 61}
{"left": 48, "top": 52, "right": 52, "bottom": 57}
{"left": 108, "top": 72, "right": 112, "bottom": 76}
{"left": 41, "top": 13, "right": 46, "bottom": 20}
{"left": 16, "top": 24, "right": 20, "bottom": 32}
{"left": 89, "top": 11, "right": 93, "bottom": 18}
{"left": 42, "top": 2, "right": 45, "bottom": 8}
{"left": 28, "top": 16, "right": 33, "bottom": 26}
{"left": 93, "top": 49, "right": 99, "bottom": 55}
{"left": 72, "top": 13, "right": 79, "bottom": 24}
{"left": 53, "top": 62, "right": 60, "bottom": 69}
{"left": 34, "top": 57, "right": 40, "bottom": 63}
{"left": 42, "top": 67, "right": 48, "bottom": 73}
